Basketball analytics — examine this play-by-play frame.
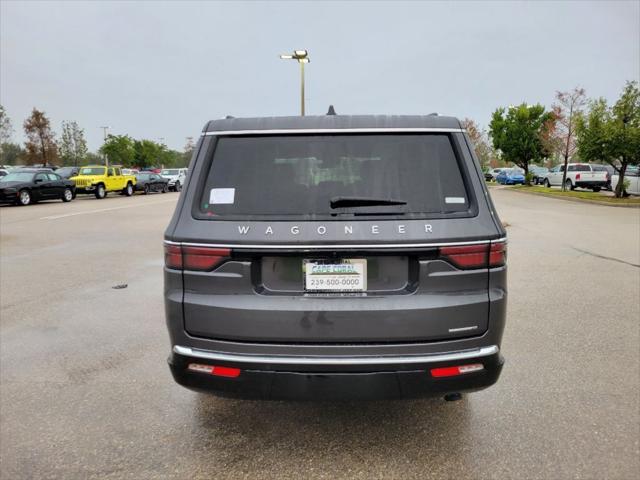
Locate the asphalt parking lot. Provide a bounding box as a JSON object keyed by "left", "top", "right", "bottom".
{"left": 1, "top": 189, "right": 639, "bottom": 480}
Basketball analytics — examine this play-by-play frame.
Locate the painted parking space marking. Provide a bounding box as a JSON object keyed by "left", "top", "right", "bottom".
{"left": 40, "top": 198, "right": 176, "bottom": 220}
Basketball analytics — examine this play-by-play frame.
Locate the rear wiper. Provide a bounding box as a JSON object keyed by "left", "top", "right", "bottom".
{"left": 330, "top": 196, "right": 407, "bottom": 209}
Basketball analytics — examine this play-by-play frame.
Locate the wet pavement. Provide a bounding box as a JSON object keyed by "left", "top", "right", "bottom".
{"left": 1, "top": 189, "right": 639, "bottom": 479}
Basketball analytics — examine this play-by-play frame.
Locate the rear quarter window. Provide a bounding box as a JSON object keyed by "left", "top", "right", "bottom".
{"left": 194, "top": 134, "right": 475, "bottom": 220}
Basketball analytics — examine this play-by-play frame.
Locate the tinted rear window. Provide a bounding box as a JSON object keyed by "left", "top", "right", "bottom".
{"left": 197, "top": 134, "right": 471, "bottom": 219}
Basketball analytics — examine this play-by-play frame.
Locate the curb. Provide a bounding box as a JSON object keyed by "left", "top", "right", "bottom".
{"left": 496, "top": 186, "right": 640, "bottom": 208}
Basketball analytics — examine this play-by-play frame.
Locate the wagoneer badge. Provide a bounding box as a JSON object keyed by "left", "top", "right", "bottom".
{"left": 236, "top": 224, "right": 434, "bottom": 235}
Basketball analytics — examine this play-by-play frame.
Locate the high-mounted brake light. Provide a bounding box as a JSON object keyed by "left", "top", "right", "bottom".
{"left": 164, "top": 244, "right": 232, "bottom": 271}
{"left": 430, "top": 363, "right": 484, "bottom": 378}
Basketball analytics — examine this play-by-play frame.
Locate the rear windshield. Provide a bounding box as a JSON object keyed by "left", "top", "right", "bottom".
{"left": 79, "top": 167, "right": 105, "bottom": 175}
{"left": 570, "top": 164, "right": 591, "bottom": 172}
{"left": 196, "top": 134, "right": 472, "bottom": 219}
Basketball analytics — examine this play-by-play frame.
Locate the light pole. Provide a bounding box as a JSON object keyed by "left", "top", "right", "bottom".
{"left": 279, "top": 49, "right": 310, "bottom": 116}
{"left": 100, "top": 126, "right": 110, "bottom": 166}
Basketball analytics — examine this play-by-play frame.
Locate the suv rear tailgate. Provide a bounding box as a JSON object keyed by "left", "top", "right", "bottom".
{"left": 182, "top": 248, "right": 489, "bottom": 343}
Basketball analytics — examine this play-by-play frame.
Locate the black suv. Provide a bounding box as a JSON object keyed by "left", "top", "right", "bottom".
{"left": 164, "top": 114, "right": 507, "bottom": 400}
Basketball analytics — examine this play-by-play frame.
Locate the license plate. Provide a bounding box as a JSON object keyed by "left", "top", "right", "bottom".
{"left": 303, "top": 259, "right": 367, "bottom": 292}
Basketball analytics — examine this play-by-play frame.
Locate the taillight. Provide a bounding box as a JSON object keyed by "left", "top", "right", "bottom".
{"left": 439, "top": 244, "right": 488, "bottom": 269}
{"left": 576, "top": 173, "right": 581, "bottom": 180}
{"left": 489, "top": 241, "right": 507, "bottom": 267}
{"left": 164, "top": 244, "right": 182, "bottom": 269}
{"left": 439, "top": 241, "right": 507, "bottom": 269}
{"left": 182, "top": 246, "right": 231, "bottom": 271}
{"left": 164, "top": 244, "right": 231, "bottom": 271}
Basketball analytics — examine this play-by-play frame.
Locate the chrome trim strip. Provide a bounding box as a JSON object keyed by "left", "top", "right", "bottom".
{"left": 173, "top": 345, "right": 499, "bottom": 366}
{"left": 163, "top": 239, "right": 495, "bottom": 250}
{"left": 202, "top": 128, "right": 465, "bottom": 136}
{"left": 448, "top": 326, "right": 478, "bottom": 333}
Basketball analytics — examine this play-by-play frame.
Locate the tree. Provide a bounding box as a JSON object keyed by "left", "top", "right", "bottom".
{"left": 0, "top": 105, "right": 14, "bottom": 151}
{"left": 85, "top": 151, "right": 103, "bottom": 164}
{"left": 59, "top": 121, "right": 88, "bottom": 166}
{"left": 461, "top": 118, "right": 494, "bottom": 169}
{"left": 549, "top": 88, "right": 588, "bottom": 190}
{"left": 577, "top": 81, "right": 640, "bottom": 197}
{"left": 23, "top": 108, "right": 58, "bottom": 166}
{"left": 489, "top": 103, "right": 555, "bottom": 184}
{"left": 100, "top": 134, "right": 135, "bottom": 166}
{"left": 0, "top": 142, "right": 25, "bottom": 165}
{"left": 134, "top": 139, "right": 164, "bottom": 168}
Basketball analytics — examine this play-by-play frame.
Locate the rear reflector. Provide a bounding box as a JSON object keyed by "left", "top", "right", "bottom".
{"left": 430, "top": 363, "right": 484, "bottom": 378}
{"left": 164, "top": 244, "right": 231, "bottom": 271}
{"left": 187, "top": 363, "right": 241, "bottom": 378}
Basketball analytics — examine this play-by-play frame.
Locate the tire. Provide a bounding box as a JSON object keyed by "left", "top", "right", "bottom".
{"left": 62, "top": 188, "right": 73, "bottom": 202}
{"left": 143, "top": 184, "right": 150, "bottom": 195}
{"left": 175, "top": 181, "right": 181, "bottom": 192}
{"left": 123, "top": 183, "right": 134, "bottom": 197}
{"left": 17, "top": 189, "right": 31, "bottom": 206}
{"left": 544, "top": 179, "right": 551, "bottom": 188}
{"left": 162, "top": 183, "right": 168, "bottom": 193}
{"left": 94, "top": 184, "right": 106, "bottom": 199}
{"left": 564, "top": 179, "right": 573, "bottom": 191}
{"left": 592, "top": 187, "right": 601, "bottom": 193}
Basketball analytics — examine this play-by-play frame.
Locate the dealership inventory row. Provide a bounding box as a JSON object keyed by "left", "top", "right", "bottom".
{"left": 0, "top": 166, "right": 188, "bottom": 206}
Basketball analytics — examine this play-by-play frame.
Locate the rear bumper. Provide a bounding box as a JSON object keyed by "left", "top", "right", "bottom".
{"left": 168, "top": 345, "right": 504, "bottom": 400}
{"left": 575, "top": 181, "right": 606, "bottom": 188}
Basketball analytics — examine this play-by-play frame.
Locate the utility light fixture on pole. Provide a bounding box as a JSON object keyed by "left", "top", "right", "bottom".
{"left": 279, "top": 49, "right": 310, "bottom": 116}
{"left": 100, "top": 126, "right": 111, "bottom": 166}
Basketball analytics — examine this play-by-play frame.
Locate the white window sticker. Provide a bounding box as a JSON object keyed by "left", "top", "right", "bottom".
{"left": 210, "top": 188, "right": 235, "bottom": 204}
{"left": 445, "top": 197, "right": 466, "bottom": 204}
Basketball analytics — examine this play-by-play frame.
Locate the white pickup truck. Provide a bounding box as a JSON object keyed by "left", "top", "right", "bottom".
{"left": 611, "top": 166, "right": 640, "bottom": 195}
{"left": 543, "top": 163, "right": 608, "bottom": 192}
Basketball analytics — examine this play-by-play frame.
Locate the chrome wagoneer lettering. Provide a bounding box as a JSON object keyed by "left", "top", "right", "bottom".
{"left": 164, "top": 113, "right": 507, "bottom": 401}
{"left": 236, "top": 224, "right": 434, "bottom": 236}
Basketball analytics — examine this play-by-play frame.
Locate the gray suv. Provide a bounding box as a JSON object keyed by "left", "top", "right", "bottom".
{"left": 164, "top": 114, "right": 507, "bottom": 400}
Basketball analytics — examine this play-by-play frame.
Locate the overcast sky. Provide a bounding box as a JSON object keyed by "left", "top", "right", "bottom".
{"left": 1, "top": 0, "right": 638, "bottom": 151}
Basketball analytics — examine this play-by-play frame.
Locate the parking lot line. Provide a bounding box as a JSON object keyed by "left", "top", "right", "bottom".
{"left": 40, "top": 198, "right": 177, "bottom": 220}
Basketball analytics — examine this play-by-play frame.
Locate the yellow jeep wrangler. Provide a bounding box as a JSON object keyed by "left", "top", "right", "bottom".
{"left": 70, "top": 166, "right": 136, "bottom": 199}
